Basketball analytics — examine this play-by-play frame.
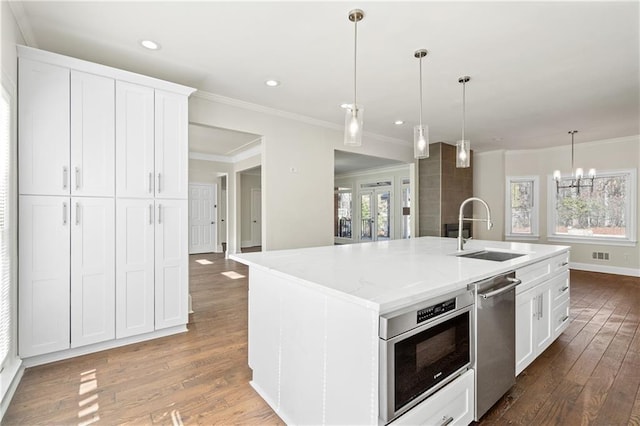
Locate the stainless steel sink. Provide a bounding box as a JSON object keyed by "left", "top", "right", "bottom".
{"left": 456, "top": 250, "right": 526, "bottom": 262}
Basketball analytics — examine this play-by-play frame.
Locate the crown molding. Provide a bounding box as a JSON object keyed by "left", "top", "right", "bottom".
{"left": 189, "top": 144, "right": 262, "bottom": 164}
{"left": 192, "top": 90, "right": 411, "bottom": 147}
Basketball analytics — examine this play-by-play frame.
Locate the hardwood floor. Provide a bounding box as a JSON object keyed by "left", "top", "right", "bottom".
{"left": 3, "top": 259, "right": 639, "bottom": 425}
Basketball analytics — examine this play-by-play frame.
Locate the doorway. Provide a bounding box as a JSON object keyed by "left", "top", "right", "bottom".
{"left": 360, "top": 186, "right": 392, "bottom": 242}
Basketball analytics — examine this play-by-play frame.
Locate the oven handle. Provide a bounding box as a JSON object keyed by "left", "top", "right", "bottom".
{"left": 439, "top": 416, "right": 454, "bottom": 426}
{"left": 479, "top": 278, "right": 521, "bottom": 299}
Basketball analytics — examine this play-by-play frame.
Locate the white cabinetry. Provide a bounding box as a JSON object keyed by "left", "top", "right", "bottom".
{"left": 115, "top": 81, "right": 155, "bottom": 198}
{"left": 70, "top": 71, "right": 115, "bottom": 196}
{"left": 18, "top": 196, "right": 70, "bottom": 357}
{"left": 18, "top": 45, "right": 194, "bottom": 362}
{"left": 154, "top": 90, "right": 188, "bottom": 199}
{"left": 18, "top": 59, "right": 70, "bottom": 196}
{"left": 516, "top": 252, "right": 570, "bottom": 375}
{"left": 155, "top": 200, "right": 188, "bottom": 329}
{"left": 115, "top": 199, "right": 155, "bottom": 338}
{"left": 70, "top": 197, "right": 115, "bottom": 347}
{"left": 390, "top": 370, "right": 474, "bottom": 426}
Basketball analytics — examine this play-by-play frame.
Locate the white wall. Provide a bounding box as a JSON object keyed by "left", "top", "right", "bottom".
{"left": 0, "top": 1, "right": 24, "bottom": 418}
{"left": 189, "top": 93, "right": 413, "bottom": 252}
{"left": 474, "top": 135, "right": 640, "bottom": 275}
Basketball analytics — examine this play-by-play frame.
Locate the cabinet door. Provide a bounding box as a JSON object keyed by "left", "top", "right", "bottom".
{"left": 18, "top": 58, "right": 70, "bottom": 196}
{"left": 515, "top": 289, "right": 536, "bottom": 375}
{"left": 18, "top": 195, "right": 70, "bottom": 357}
{"left": 71, "top": 71, "right": 115, "bottom": 196}
{"left": 70, "top": 197, "right": 115, "bottom": 347}
{"left": 534, "top": 283, "right": 553, "bottom": 353}
{"left": 155, "top": 90, "right": 188, "bottom": 199}
{"left": 115, "top": 81, "right": 155, "bottom": 197}
{"left": 116, "top": 199, "right": 155, "bottom": 338}
{"left": 155, "top": 200, "right": 188, "bottom": 329}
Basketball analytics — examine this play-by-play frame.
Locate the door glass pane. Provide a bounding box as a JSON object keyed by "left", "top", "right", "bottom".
{"left": 361, "top": 193, "right": 372, "bottom": 241}
{"left": 402, "top": 186, "right": 410, "bottom": 239}
{"left": 335, "top": 188, "right": 352, "bottom": 238}
{"left": 377, "top": 191, "right": 390, "bottom": 240}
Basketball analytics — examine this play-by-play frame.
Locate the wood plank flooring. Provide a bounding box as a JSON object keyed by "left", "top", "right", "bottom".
{"left": 3, "top": 257, "right": 639, "bottom": 425}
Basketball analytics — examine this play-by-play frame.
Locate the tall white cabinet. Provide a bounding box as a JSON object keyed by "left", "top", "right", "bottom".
{"left": 18, "top": 46, "right": 194, "bottom": 362}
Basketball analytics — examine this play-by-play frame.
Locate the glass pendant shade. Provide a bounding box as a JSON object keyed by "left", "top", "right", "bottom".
{"left": 575, "top": 167, "right": 584, "bottom": 179}
{"left": 344, "top": 105, "right": 363, "bottom": 146}
{"left": 414, "top": 124, "right": 429, "bottom": 159}
{"left": 588, "top": 168, "right": 596, "bottom": 178}
{"left": 456, "top": 139, "right": 470, "bottom": 168}
{"left": 553, "top": 170, "right": 562, "bottom": 181}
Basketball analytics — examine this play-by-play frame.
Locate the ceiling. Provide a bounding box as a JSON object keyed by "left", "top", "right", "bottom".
{"left": 189, "top": 123, "right": 260, "bottom": 157}
{"left": 335, "top": 150, "right": 404, "bottom": 175}
{"left": 9, "top": 1, "right": 640, "bottom": 153}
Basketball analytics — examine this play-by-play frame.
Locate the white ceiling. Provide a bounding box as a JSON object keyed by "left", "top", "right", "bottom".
{"left": 9, "top": 1, "right": 640, "bottom": 153}
{"left": 335, "top": 150, "right": 404, "bottom": 175}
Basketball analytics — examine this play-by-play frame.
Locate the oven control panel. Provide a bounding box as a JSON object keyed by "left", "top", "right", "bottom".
{"left": 417, "top": 298, "right": 456, "bottom": 324}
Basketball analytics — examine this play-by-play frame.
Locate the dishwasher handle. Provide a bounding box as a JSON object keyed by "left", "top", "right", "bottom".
{"left": 479, "top": 277, "right": 522, "bottom": 299}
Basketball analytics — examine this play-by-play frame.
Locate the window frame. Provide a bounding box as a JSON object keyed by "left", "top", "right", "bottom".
{"left": 505, "top": 175, "right": 540, "bottom": 241}
{"left": 547, "top": 168, "right": 637, "bottom": 246}
{"left": 334, "top": 186, "right": 354, "bottom": 242}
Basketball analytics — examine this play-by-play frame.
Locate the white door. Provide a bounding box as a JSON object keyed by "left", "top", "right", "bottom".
{"left": 359, "top": 188, "right": 392, "bottom": 242}
{"left": 155, "top": 199, "right": 188, "bottom": 329}
{"left": 116, "top": 199, "right": 155, "bottom": 338}
{"left": 18, "top": 58, "right": 70, "bottom": 196}
{"left": 251, "top": 188, "right": 262, "bottom": 246}
{"left": 18, "top": 195, "right": 70, "bottom": 357}
{"left": 70, "top": 197, "right": 115, "bottom": 347}
{"left": 155, "top": 90, "right": 188, "bottom": 199}
{"left": 115, "top": 81, "right": 154, "bottom": 198}
{"left": 189, "top": 183, "right": 217, "bottom": 254}
{"left": 220, "top": 187, "right": 227, "bottom": 249}
{"left": 70, "top": 71, "right": 115, "bottom": 196}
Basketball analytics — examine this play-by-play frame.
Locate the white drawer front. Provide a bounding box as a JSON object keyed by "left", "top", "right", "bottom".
{"left": 552, "top": 298, "right": 570, "bottom": 338}
{"left": 390, "top": 369, "right": 474, "bottom": 426}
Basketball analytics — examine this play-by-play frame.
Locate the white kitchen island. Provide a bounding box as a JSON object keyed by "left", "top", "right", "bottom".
{"left": 231, "top": 237, "right": 570, "bottom": 425}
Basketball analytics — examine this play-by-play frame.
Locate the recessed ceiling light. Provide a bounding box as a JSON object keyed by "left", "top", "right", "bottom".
{"left": 141, "top": 40, "right": 160, "bottom": 50}
{"left": 394, "top": 120, "right": 405, "bottom": 125}
{"left": 265, "top": 80, "right": 280, "bottom": 87}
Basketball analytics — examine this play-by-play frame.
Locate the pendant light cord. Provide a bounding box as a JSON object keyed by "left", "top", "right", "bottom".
{"left": 353, "top": 18, "right": 358, "bottom": 114}
{"left": 462, "top": 80, "right": 466, "bottom": 142}
{"left": 419, "top": 56, "right": 423, "bottom": 127}
{"left": 571, "top": 131, "right": 575, "bottom": 175}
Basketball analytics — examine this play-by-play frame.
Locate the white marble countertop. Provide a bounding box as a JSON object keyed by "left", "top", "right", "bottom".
{"left": 230, "top": 237, "right": 569, "bottom": 314}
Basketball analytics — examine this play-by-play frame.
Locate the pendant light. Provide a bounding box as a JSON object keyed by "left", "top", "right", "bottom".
{"left": 456, "top": 76, "right": 471, "bottom": 168}
{"left": 414, "top": 49, "right": 429, "bottom": 159}
{"left": 344, "top": 9, "right": 364, "bottom": 146}
{"left": 553, "top": 130, "right": 596, "bottom": 194}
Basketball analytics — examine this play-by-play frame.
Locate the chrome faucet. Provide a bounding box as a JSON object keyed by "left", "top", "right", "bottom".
{"left": 457, "top": 197, "right": 493, "bottom": 251}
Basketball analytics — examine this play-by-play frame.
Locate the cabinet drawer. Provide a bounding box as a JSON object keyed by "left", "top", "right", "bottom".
{"left": 550, "top": 270, "right": 570, "bottom": 307}
{"left": 390, "top": 369, "right": 474, "bottom": 426}
{"left": 552, "top": 298, "right": 570, "bottom": 338}
{"left": 516, "top": 251, "right": 569, "bottom": 295}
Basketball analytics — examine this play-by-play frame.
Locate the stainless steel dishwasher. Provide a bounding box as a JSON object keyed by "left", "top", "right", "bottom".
{"left": 469, "top": 271, "right": 521, "bottom": 420}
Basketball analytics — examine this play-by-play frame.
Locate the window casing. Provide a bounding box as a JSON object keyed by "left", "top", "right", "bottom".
{"left": 0, "top": 81, "right": 13, "bottom": 371}
{"left": 548, "top": 169, "right": 637, "bottom": 246}
{"left": 505, "top": 176, "right": 539, "bottom": 240}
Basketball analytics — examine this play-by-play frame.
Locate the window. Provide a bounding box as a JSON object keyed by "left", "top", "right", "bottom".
{"left": 0, "top": 83, "right": 12, "bottom": 370}
{"left": 548, "top": 169, "right": 637, "bottom": 245}
{"left": 335, "top": 187, "right": 352, "bottom": 239}
{"left": 505, "top": 176, "right": 539, "bottom": 240}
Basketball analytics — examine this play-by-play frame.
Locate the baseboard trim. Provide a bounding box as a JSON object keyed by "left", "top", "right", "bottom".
{"left": 22, "top": 325, "right": 188, "bottom": 368}
{"left": 570, "top": 262, "right": 640, "bottom": 277}
{"left": 0, "top": 359, "right": 24, "bottom": 421}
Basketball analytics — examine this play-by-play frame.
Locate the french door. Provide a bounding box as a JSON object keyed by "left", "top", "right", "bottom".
{"left": 360, "top": 188, "right": 392, "bottom": 242}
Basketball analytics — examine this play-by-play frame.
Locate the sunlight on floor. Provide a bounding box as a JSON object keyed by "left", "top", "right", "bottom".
{"left": 221, "top": 271, "right": 245, "bottom": 279}
{"left": 196, "top": 259, "right": 214, "bottom": 265}
{"left": 171, "top": 409, "right": 184, "bottom": 426}
{"left": 77, "top": 369, "right": 100, "bottom": 426}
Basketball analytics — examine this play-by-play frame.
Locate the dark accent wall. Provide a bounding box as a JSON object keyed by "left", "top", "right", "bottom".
{"left": 418, "top": 142, "right": 473, "bottom": 237}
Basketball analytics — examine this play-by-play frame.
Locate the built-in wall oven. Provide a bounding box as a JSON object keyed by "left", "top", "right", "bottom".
{"left": 379, "top": 288, "right": 474, "bottom": 423}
